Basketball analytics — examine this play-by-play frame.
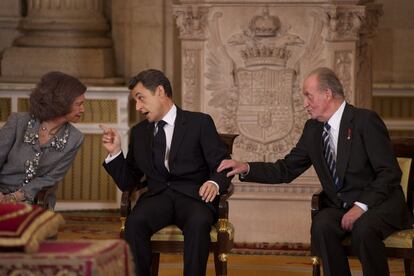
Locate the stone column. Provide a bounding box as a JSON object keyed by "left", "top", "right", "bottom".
{"left": 1, "top": 0, "right": 119, "bottom": 84}
{"left": 174, "top": 4, "right": 210, "bottom": 111}
{"left": 174, "top": 0, "right": 381, "bottom": 245}
{"left": 323, "top": 3, "right": 382, "bottom": 108}
{"left": 0, "top": 1, "right": 22, "bottom": 64}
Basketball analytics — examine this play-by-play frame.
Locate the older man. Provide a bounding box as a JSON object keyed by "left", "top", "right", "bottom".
{"left": 218, "top": 67, "right": 413, "bottom": 276}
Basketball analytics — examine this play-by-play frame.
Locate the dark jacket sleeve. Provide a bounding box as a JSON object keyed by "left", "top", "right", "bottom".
{"left": 244, "top": 121, "right": 313, "bottom": 184}
{"left": 103, "top": 128, "right": 145, "bottom": 192}
{"left": 200, "top": 114, "right": 232, "bottom": 194}
{"left": 355, "top": 111, "right": 402, "bottom": 208}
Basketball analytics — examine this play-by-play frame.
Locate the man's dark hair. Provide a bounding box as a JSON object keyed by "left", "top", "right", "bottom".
{"left": 309, "top": 67, "right": 345, "bottom": 99}
{"left": 29, "top": 71, "right": 86, "bottom": 121}
{"left": 128, "top": 69, "right": 172, "bottom": 98}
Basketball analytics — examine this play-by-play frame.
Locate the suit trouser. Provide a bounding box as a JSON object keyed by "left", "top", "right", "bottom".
{"left": 311, "top": 207, "right": 397, "bottom": 276}
{"left": 125, "top": 188, "right": 214, "bottom": 276}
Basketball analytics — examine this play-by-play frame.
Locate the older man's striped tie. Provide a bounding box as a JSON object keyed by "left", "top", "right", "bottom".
{"left": 322, "top": 123, "right": 341, "bottom": 189}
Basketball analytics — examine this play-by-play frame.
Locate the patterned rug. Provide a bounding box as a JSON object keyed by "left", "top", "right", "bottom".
{"left": 57, "top": 209, "right": 311, "bottom": 256}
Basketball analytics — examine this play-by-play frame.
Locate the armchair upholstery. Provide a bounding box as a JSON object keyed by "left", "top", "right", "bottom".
{"left": 311, "top": 137, "right": 414, "bottom": 276}
{"left": 120, "top": 133, "right": 238, "bottom": 276}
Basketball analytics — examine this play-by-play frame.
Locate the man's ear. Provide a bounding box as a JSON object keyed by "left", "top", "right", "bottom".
{"left": 325, "top": 88, "right": 334, "bottom": 99}
{"left": 156, "top": 85, "right": 166, "bottom": 97}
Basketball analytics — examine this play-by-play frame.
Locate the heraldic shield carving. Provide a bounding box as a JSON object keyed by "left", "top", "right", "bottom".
{"left": 206, "top": 6, "right": 326, "bottom": 159}
{"left": 236, "top": 68, "right": 295, "bottom": 144}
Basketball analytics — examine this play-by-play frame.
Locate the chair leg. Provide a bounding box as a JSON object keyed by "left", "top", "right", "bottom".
{"left": 151, "top": 252, "right": 160, "bottom": 276}
{"left": 214, "top": 252, "right": 228, "bottom": 276}
{"left": 404, "top": 258, "right": 414, "bottom": 276}
{"left": 311, "top": 256, "right": 321, "bottom": 276}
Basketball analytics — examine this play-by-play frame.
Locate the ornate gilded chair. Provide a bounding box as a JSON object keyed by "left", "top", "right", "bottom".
{"left": 311, "top": 137, "right": 414, "bottom": 276}
{"left": 120, "top": 133, "right": 238, "bottom": 276}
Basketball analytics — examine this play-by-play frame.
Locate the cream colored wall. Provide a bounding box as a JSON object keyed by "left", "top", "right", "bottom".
{"left": 373, "top": 0, "right": 414, "bottom": 83}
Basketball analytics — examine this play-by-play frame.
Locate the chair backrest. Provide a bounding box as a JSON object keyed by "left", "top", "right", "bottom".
{"left": 219, "top": 134, "right": 238, "bottom": 155}
{"left": 391, "top": 137, "right": 414, "bottom": 214}
{"left": 397, "top": 157, "right": 412, "bottom": 201}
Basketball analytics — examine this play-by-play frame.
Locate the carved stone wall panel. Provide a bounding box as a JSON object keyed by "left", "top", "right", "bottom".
{"left": 334, "top": 49, "right": 355, "bottom": 103}
{"left": 175, "top": 1, "right": 380, "bottom": 244}
{"left": 182, "top": 47, "right": 202, "bottom": 111}
{"left": 204, "top": 6, "right": 328, "bottom": 164}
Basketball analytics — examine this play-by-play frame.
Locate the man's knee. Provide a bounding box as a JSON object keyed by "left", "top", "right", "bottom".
{"left": 184, "top": 214, "right": 213, "bottom": 234}
{"left": 351, "top": 219, "right": 379, "bottom": 244}
{"left": 311, "top": 214, "right": 337, "bottom": 237}
{"left": 125, "top": 212, "right": 151, "bottom": 234}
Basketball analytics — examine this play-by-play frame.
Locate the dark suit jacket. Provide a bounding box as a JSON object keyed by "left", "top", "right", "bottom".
{"left": 103, "top": 107, "right": 231, "bottom": 214}
{"left": 243, "top": 103, "right": 413, "bottom": 230}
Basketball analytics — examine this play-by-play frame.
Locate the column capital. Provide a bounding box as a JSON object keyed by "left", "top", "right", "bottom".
{"left": 173, "top": 5, "right": 210, "bottom": 40}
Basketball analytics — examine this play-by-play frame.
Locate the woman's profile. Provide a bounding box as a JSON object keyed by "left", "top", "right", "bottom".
{"left": 0, "top": 71, "right": 86, "bottom": 207}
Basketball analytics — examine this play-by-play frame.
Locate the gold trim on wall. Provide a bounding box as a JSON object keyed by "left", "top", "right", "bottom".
{"left": 56, "top": 134, "right": 117, "bottom": 202}
{"left": 81, "top": 99, "right": 117, "bottom": 123}
{"left": 18, "top": 98, "right": 29, "bottom": 113}
{"left": 373, "top": 96, "right": 414, "bottom": 119}
{"left": 0, "top": 98, "right": 11, "bottom": 121}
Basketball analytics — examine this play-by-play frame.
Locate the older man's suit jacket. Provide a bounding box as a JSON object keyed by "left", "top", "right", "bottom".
{"left": 103, "top": 107, "right": 231, "bottom": 213}
{"left": 243, "top": 103, "right": 412, "bottom": 229}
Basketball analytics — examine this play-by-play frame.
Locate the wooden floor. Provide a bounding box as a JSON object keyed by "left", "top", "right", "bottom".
{"left": 157, "top": 254, "right": 406, "bottom": 276}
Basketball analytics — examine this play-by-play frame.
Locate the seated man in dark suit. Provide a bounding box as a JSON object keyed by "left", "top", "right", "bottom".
{"left": 100, "top": 69, "right": 231, "bottom": 276}
{"left": 218, "top": 67, "right": 413, "bottom": 276}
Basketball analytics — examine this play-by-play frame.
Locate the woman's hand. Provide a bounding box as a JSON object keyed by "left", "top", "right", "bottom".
{"left": 1, "top": 191, "right": 24, "bottom": 203}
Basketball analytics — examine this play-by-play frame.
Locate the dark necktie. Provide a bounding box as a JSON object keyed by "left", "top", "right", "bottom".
{"left": 322, "top": 123, "right": 341, "bottom": 189}
{"left": 153, "top": 120, "right": 169, "bottom": 176}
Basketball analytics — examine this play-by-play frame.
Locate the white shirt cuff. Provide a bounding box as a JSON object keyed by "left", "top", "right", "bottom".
{"left": 354, "top": 201, "right": 368, "bottom": 212}
{"left": 239, "top": 163, "right": 250, "bottom": 179}
{"left": 208, "top": 180, "right": 220, "bottom": 195}
{"left": 104, "top": 151, "right": 122, "bottom": 163}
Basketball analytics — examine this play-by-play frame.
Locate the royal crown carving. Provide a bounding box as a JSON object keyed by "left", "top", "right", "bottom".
{"left": 227, "top": 8, "right": 304, "bottom": 67}
{"left": 249, "top": 9, "right": 281, "bottom": 37}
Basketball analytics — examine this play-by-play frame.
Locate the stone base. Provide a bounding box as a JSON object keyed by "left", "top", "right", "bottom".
{"left": 229, "top": 182, "right": 320, "bottom": 244}
{"left": 1, "top": 47, "right": 115, "bottom": 79}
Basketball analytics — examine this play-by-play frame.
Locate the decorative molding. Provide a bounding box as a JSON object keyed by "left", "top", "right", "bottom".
{"left": 359, "top": 3, "right": 383, "bottom": 36}
{"left": 233, "top": 182, "right": 321, "bottom": 199}
{"left": 0, "top": 16, "right": 20, "bottom": 29}
{"left": 384, "top": 120, "right": 414, "bottom": 131}
{"left": 27, "top": 0, "right": 103, "bottom": 12}
{"left": 323, "top": 5, "right": 364, "bottom": 41}
{"left": 334, "top": 50, "right": 353, "bottom": 102}
{"left": 174, "top": 5, "right": 210, "bottom": 40}
{"left": 182, "top": 48, "right": 201, "bottom": 111}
